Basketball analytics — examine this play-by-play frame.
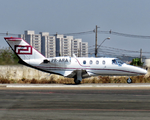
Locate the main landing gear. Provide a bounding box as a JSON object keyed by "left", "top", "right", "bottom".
{"left": 127, "top": 77, "right": 132, "bottom": 84}
{"left": 74, "top": 79, "right": 81, "bottom": 84}
{"left": 74, "top": 70, "right": 82, "bottom": 84}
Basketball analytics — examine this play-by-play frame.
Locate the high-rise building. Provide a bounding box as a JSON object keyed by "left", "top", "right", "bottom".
{"left": 40, "top": 32, "right": 56, "bottom": 58}
{"left": 80, "top": 42, "right": 88, "bottom": 57}
{"left": 71, "top": 38, "right": 82, "bottom": 57}
{"left": 19, "top": 30, "right": 88, "bottom": 57}
{"left": 56, "top": 35, "right": 73, "bottom": 57}
{"left": 19, "top": 30, "right": 41, "bottom": 53}
{"left": 56, "top": 35, "right": 89, "bottom": 57}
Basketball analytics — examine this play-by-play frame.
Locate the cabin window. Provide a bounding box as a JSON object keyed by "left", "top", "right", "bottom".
{"left": 96, "top": 60, "right": 99, "bottom": 64}
{"left": 83, "top": 60, "right": 86, "bottom": 64}
{"left": 102, "top": 60, "right": 105, "bottom": 65}
{"left": 89, "top": 60, "right": 93, "bottom": 64}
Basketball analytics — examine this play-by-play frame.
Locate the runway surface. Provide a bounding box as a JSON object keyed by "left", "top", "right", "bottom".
{"left": 0, "top": 87, "right": 150, "bottom": 120}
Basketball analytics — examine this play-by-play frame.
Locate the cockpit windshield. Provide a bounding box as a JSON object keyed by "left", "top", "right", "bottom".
{"left": 112, "top": 59, "right": 124, "bottom": 66}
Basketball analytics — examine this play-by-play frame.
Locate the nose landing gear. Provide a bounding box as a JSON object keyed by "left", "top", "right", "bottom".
{"left": 127, "top": 77, "right": 132, "bottom": 84}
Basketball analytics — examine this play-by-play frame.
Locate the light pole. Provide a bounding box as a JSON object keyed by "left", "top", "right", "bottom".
{"left": 96, "top": 37, "right": 110, "bottom": 57}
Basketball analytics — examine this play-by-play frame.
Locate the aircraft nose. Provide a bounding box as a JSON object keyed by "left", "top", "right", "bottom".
{"left": 129, "top": 65, "right": 147, "bottom": 75}
{"left": 141, "top": 69, "right": 147, "bottom": 75}
{"left": 137, "top": 67, "right": 147, "bottom": 75}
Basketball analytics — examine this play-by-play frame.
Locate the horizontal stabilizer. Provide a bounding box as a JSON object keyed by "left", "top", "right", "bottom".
{"left": 4, "top": 37, "right": 22, "bottom": 41}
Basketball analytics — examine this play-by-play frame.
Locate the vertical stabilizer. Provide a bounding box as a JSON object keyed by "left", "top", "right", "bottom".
{"left": 4, "top": 37, "right": 45, "bottom": 61}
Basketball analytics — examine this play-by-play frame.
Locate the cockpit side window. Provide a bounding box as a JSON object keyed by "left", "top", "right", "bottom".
{"left": 112, "top": 59, "right": 124, "bottom": 66}
{"left": 112, "top": 59, "right": 117, "bottom": 65}
{"left": 117, "top": 59, "right": 124, "bottom": 65}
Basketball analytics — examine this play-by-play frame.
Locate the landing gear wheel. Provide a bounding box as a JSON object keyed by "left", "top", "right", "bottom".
{"left": 74, "top": 80, "right": 81, "bottom": 84}
{"left": 127, "top": 78, "right": 132, "bottom": 84}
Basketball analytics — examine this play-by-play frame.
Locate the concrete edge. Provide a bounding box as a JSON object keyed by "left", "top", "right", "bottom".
{"left": 2, "top": 83, "right": 150, "bottom": 88}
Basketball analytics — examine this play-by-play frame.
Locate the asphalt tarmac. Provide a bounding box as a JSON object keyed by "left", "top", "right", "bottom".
{"left": 0, "top": 87, "right": 150, "bottom": 120}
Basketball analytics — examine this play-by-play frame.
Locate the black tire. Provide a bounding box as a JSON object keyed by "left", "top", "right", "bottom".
{"left": 127, "top": 78, "right": 132, "bottom": 84}
{"left": 74, "top": 80, "right": 81, "bottom": 84}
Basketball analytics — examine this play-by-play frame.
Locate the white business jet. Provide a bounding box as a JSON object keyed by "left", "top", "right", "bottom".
{"left": 4, "top": 37, "right": 147, "bottom": 84}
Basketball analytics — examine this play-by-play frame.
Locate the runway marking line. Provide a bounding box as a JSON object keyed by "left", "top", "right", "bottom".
{"left": 0, "top": 109, "right": 150, "bottom": 112}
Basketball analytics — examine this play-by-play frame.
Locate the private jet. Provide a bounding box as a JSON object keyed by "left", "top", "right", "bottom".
{"left": 4, "top": 37, "right": 147, "bottom": 84}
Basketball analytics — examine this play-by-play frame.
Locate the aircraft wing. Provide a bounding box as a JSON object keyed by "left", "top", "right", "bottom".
{"left": 66, "top": 70, "right": 90, "bottom": 79}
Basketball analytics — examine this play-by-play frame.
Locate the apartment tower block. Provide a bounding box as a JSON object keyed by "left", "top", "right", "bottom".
{"left": 19, "top": 30, "right": 88, "bottom": 57}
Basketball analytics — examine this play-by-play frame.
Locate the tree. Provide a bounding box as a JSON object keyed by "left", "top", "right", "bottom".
{"left": 130, "top": 58, "right": 143, "bottom": 66}
{"left": 0, "top": 48, "right": 19, "bottom": 65}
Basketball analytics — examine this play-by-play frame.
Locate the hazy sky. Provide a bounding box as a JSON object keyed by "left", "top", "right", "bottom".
{"left": 1, "top": 0, "right": 150, "bottom": 57}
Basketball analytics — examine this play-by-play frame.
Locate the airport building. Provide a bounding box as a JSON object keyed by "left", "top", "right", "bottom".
{"left": 19, "top": 30, "right": 88, "bottom": 57}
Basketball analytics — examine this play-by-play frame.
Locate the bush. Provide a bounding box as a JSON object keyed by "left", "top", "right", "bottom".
{"left": 0, "top": 47, "right": 19, "bottom": 65}
{"left": 0, "top": 78, "right": 10, "bottom": 83}
{"left": 0, "top": 75, "right": 150, "bottom": 84}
